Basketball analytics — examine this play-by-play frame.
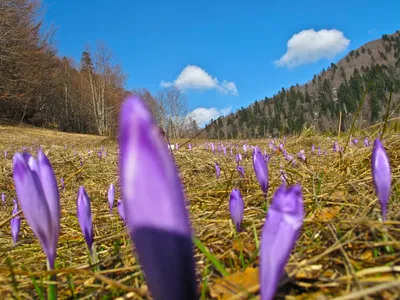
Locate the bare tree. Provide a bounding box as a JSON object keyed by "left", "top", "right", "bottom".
{"left": 132, "top": 88, "right": 166, "bottom": 127}
{"left": 156, "top": 87, "right": 188, "bottom": 138}
{"left": 81, "top": 43, "right": 126, "bottom": 135}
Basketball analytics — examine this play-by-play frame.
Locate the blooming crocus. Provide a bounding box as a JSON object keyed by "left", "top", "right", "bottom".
{"left": 117, "top": 199, "right": 125, "bottom": 222}
{"left": 311, "top": 144, "right": 315, "bottom": 154}
{"left": 12, "top": 150, "right": 60, "bottom": 269}
{"left": 371, "top": 139, "right": 391, "bottom": 221}
{"left": 317, "top": 147, "right": 321, "bottom": 156}
{"left": 237, "top": 166, "right": 245, "bottom": 178}
{"left": 97, "top": 150, "right": 102, "bottom": 159}
{"left": 215, "top": 163, "right": 221, "bottom": 179}
{"left": 364, "top": 138, "right": 370, "bottom": 147}
{"left": 353, "top": 138, "right": 359, "bottom": 145}
{"left": 229, "top": 188, "right": 244, "bottom": 232}
{"left": 1, "top": 193, "right": 5, "bottom": 204}
{"left": 119, "top": 96, "right": 197, "bottom": 300}
{"left": 11, "top": 199, "right": 20, "bottom": 245}
{"left": 60, "top": 178, "right": 65, "bottom": 190}
{"left": 253, "top": 147, "right": 268, "bottom": 194}
{"left": 278, "top": 143, "right": 284, "bottom": 151}
{"left": 108, "top": 183, "right": 115, "bottom": 213}
{"left": 260, "top": 184, "right": 304, "bottom": 300}
{"left": 76, "top": 186, "right": 94, "bottom": 251}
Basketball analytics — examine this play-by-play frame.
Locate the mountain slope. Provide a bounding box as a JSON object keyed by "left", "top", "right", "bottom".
{"left": 204, "top": 31, "right": 400, "bottom": 139}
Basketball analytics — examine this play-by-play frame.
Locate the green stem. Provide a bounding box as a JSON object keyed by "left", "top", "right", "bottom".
{"left": 46, "top": 260, "right": 57, "bottom": 300}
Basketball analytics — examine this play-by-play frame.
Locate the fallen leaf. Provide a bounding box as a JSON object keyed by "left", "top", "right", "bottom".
{"left": 209, "top": 267, "right": 259, "bottom": 299}
{"left": 315, "top": 206, "right": 341, "bottom": 220}
{"left": 295, "top": 264, "right": 322, "bottom": 280}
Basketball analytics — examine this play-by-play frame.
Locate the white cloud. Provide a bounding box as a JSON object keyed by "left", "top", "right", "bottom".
{"left": 160, "top": 65, "right": 238, "bottom": 96}
{"left": 187, "top": 106, "right": 232, "bottom": 127}
{"left": 275, "top": 29, "right": 350, "bottom": 68}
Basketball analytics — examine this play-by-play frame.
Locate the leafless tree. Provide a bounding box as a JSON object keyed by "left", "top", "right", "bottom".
{"left": 156, "top": 87, "right": 188, "bottom": 138}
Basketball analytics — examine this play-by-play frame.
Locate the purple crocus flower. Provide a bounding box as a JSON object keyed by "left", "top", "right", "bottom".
{"left": 4, "top": 150, "right": 7, "bottom": 159}
{"left": 371, "top": 139, "right": 391, "bottom": 221}
{"left": 278, "top": 143, "right": 284, "bottom": 151}
{"left": 353, "top": 138, "right": 359, "bottom": 145}
{"left": 237, "top": 165, "right": 245, "bottom": 178}
{"left": 223, "top": 146, "right": 227, "bottom": 156}
{"left": 260, "top": 184, "right": 304, "bottom": 300}
{"left": 97, "top": 150, "right": 102, "bottom": 159}
{"left": 12, "top": 150, "right": 60, "bottom": 269}
{"left": 243, "top": 144, "right": 248, "bottom": 153}
{"left": 333, "top": 142, "right": 338, "bottom": 152}
{"left": 11, "top": 199, "right": 20, "bottom": 245}
{"left": 364, "top": 138, "right": 370, "bottom": 147}
{"left": 230, "top": 147, "right": 233, "bottom": 157}
{"left": 175, "top": 143, "right": 179, "bottom": 150}
{"left": 229, "top": 188, "right": 244, "bottom": 232}
{"left": 217, "top": 145, "right": 221, "bottom": 153}
{"left": 76, "top": 186, "right": 94, "bottom": 251}
{"left": 280, "top": 167, "right": 288, "bottom": 185}
{"left": 117, "top": 199, "right": 125, "bottom": 222}
{"left": 311, "top": 144, "right": 315, "bottom": 154}
{"left": 236, "top": 153, "right": 242, "bottom": 164}
{"left": 1, "top": 193, "right": 5, "bottom": 204}
{"left": 253, "top": 147, "right": 268, "bottom": 194}
{"left": 211, "top": 143, "right": 215, "bottom": 154}
{"left": 108, "top": 183, "right": 115, "bottom": 213}
{"left": 118, "top": 96, "right": 197, "bottom": 299}
{"left": 188, "top": 144, "right": 192, "bottom": 150}
{"left": 297, "top": 150, "right": 306, "bottom": 161}
{"left": 317, "top": 147, "right": 321, "bottom": 156}
{"left": 215, "top": 163, "right": 221, "bottom": 179}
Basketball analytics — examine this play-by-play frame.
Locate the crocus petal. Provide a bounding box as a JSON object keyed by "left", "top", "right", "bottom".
{"left": 253, "top": 147, "right": 268, "bottom": 194}
{"left": 108, "top": 183, "right": 115, "bottom": 213}
{"left": 237, "top": 166, "right": 245, "bottom": 178}
{"left": 260, "top": 185, "right": 304, "bottom": 300}
{"left": 119, "top": 96, "right": 197, "bottom": 300}
{"left": 76, "top": 186, "right": 94, "bottom": 250}
{"left": 371, "top": 139, "right": 391, "bottom": 221}
{"left": 229, "top": 188, "right": 244, "bottom": 232}
{"left": 13, "top": 153, "right": 57, "bottom": 268}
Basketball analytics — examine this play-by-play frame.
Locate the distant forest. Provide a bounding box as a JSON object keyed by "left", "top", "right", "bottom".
{"left": 205, "top": 32, "right": 400, "bottom": 139}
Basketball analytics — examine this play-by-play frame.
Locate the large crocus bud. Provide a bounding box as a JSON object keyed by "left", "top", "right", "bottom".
{"left": 119, "top": 96, "right": 197, "bottom": 300}
{"left": 260, "top": 185, "right": 304, "bottom": 300}
{"left": 76, "top": 186, "right": 94, "bottom": 251}
{"left": 371, "top": 139, "right": 391, "bottom": 221}
{"left": 229, "top": 188, "right": 244, "bottom": 232}
{"left": 253, "top": 147, "right": 268, "bottom": 194}
{"left": 11, "top": 199, "right": 20, "bottom": 245}
{"left": 12, "top": 150, "right": 60, "bottom": 269}
{"left": 108, "top": 183, "right": 115, "bottom": 213}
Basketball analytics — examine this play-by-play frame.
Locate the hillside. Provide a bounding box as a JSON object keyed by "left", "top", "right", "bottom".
{"left": 204, "top": 31, "right": 400, "bottom": 139}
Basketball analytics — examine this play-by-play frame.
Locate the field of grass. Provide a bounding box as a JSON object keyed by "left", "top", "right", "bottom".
{"left": 0, "top": 123, "right": 399, "bottom": 299}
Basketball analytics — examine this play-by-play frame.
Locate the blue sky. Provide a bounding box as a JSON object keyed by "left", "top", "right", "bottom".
{"left": 43, "top": 0, "right": 400, "bottom": 126}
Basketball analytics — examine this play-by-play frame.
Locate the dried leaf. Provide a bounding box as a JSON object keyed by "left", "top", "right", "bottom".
{"left": 295, "top": 264, "right": 322, "bottom": 280}
{"left": 209, "top": 267, "right": 259, "bottom": 299}
{"left": 315, "top": 206, "right": 341, "bottom": 220}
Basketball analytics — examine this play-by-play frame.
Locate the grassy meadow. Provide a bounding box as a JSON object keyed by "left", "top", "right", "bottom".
{"left": 0, "top": 123, "right": 399, "bottom": 299}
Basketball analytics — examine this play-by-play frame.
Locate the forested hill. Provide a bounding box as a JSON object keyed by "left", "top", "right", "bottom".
{"left": 204, "top": 31, "right": 400, "bottom": 139}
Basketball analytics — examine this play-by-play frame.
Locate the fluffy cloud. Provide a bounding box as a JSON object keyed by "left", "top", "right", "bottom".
{"left": 187, "top": 106, "right": 232, "bottom": 127}
{"left": 161, "top": 65, "right": 238, "bottom": 96}
{"left": 275, "top": 29, "right": 350, "bottom": 68}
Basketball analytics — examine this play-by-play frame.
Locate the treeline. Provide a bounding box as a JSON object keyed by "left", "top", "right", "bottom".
{"left": 205, "top": 32, "right": 400, "bottom": 139}
{"left": 0, "top": 0, "right": 198, "bottom": 138}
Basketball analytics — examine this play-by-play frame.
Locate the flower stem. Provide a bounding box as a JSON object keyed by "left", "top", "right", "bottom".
{"left": 46, "top": 260, "right": 57, "bottom": 300}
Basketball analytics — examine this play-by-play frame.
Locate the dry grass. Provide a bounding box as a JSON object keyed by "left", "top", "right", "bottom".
{"left": 0, "top": 123, "right": 400, "bottom": 300}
